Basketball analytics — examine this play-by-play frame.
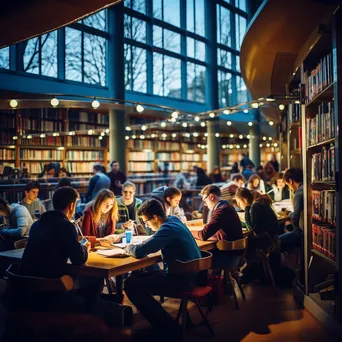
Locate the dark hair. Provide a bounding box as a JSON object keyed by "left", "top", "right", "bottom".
{"left": 53, "top": 187, "right": 79, "bottom": 211}
{"left": 0, "top": 197, "right": 10, "bottom": 216}
{"left": 236, "top": 188, "right": 272, "bottom": 206}
{"left": 196, "top": 167, "right": 206, "bottom": 176}
{"left": 273, "top": 172, "right": 284, "bottom": 185}
{"left": 231, "top": 174, "right": 245, "bottom": 183}
{"left": 164, "top": 186, "right": 182, "bottom": 204}
{"left": 93, "top": 164, "right": 102, "bottom": 172}
{"left": 200, "top": 184, "right": 221, "bottom": 197}
{"left": 111, "top": 161, "right": 119, "bottom": 167}
{"left": 24, "top": 180, "right": 40, "bottom": 193}
{"left": 56, "top": 177, "right": 72, "bottom": 188}
{"left": 283, "top": 168, "right": 303, "bottom": 183}
{"left": 137, "top": 199, "right": 166, "bottom": 219}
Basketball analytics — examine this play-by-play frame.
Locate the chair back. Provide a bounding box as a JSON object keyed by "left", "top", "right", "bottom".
{"left": 168, "top": 251, "right": 212, "bottom": 274}
{"left": 216, "top": 237, "right": 248, "bottom": 251}
{"left": 6, "top": 271, "right": 74, "bottom": 293}
{"left": 14, "top": 238, "right": 28, "bottom": 250}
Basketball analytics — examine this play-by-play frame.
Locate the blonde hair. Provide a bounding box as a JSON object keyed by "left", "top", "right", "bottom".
{"left": 89, "top": 189, "right": 118, "bottom": 224}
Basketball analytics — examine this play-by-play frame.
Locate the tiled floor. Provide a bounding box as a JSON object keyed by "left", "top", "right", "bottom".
{"left": 126, "top": 284, "right": 340, "bottom": 342}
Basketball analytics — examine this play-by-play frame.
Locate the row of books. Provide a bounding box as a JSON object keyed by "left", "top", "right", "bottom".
{"left": 128, "top": 162, "right": 154, "bottom": 172}
{"left": 20, "top": 108, "right": 63, "bottom": 120}
{"left": 181, "top": 154, "right": 201, "bottom": 161}
{"left": 181, "top": 161, "right": 200, "bottom": 170}
{"left": 20, "top": 149, "right": 63, "bottom": 160}
{"left": 68, "top": 111, "right": 109, "bottom": 124}
{"left": 0, "top": 132, "right": 15, "bottom": 145}
{"left": 68, "top": 123, "right": 108, "bottom": 131}
{"left": 304, "top": 52, "right": 333, "bottom": 103}
{"left": 66, "top": 136, "right": 103, "bottom": 147}
{"left": 312, "top": 224, "right": 336, "bottom": 262}
{"left": 312, "top": 190, "right": 336, "bottom": 226}
{"left": 306, "top": 102, "right": 335, "bottom": 146}
{"left": 157, "top": 141, "right": 180, "bottom": 150}
{"left": 66, "top": 150, "right": 104, "bottom": 161}
{"left": 288, "top": 103, "right": 301, "bottom": 126}
{"left": 66, "top": 162, "right": 99, "bottom": 173}
{"left": 129, "top": 151, "right": 154, "bottom": 160}
{"left": 0, "top": 149, "right": 15, "bottom": 160}
{"left": 156, "top": 152, "right": 180, "bottom": 161}
{"left": 20, "top": 137, "right": 62, "bottom": 146}
{"left": 311, "top": 145, "right": 335, "bottom": 181}
{"left": 20, "top": 162, "right": 44, "bottom": 174}
{"left": 0, "top": 115, "right": 15, "bottom": 129}
{"left": 127, "top": 140, "right": 153, "bottom": 149}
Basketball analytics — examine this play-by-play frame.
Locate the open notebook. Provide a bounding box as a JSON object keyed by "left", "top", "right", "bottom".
{"left": 113, "top": 235, "right": 151, "bottom": 249}
{"left": 96, "top": 249, "right": 129, "bottom": 257}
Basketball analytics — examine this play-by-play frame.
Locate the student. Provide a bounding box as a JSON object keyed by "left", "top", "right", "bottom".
{"left": 279, "top": 168, "right": 304, "bottom": 251}
{"left": 117, "top": 181, "right": 143, "bottom": 233}
{"left": 220, "top": 173, "right": 245, "bottom": 202}
{"left": 81, "top": 189, "right": 120, "bottom": 243}
{"left": 242, "top": 163, "right": 255, "bottom": 181}
{"left": 235, "top": 188, "right": 280, "bottom": 252}
{"left": 107, "top": 161, "right": 126, "bottom": 196}
{"left": 271, "top": 173, "right": 290, "bottom": 202}
{"left": 86, "top": 164, "right": 111, "bottom": 202}
{"left": 191, "top": 185, "right": 243, "bottom": 268}
{"left": 247, "top": 174, "right": 266, "bottom": 194}
{"left": 0, "top": 198, "right": 33, "bottom": 251}
{"left": 196, "top": 167, "right": 212, "bottom": 187}
{"left": 239, "top": 153, "right": 255, "bottom": 172}
{"left": 124, "top": 199, "right": 201, "bottom": 338}
{"left": 209, "top": 166, "right": 223, "bottom": 183}
{"left": 21, "top": 181, "right": 46, "bottom": 220}
{"left": 151, "top": 186, "right": 186, "bottom": 222}
{"left": 173, "top": 172, "right": 191, "bottom": 189}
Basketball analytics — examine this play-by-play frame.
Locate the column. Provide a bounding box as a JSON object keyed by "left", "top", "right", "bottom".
{"left": 107, "top": 4, "right": 126, "bottom": 172}
{"left": 207, "top": 119, "right": 220, "bottom": 174}
{"left": 249, "top": 109, "right": 261, "bottom": 167}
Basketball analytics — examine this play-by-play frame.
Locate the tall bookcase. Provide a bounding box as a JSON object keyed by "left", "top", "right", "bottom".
{"left": 299, "top": 9, "right": 342, "bottom": 329}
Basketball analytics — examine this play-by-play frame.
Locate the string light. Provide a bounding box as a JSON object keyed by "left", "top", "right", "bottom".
{"left": 243, "top": 109, "right": 248, "bottom": 113}
{"left": 243, "top": 144, "right": 247, "bottom": 148}
{"left": 27, "top": 135, "right": 32, "bottom": 139}
{"left": 136, "top": 104, "right": 144, "bottom": 113}
{"left": 140, "top": 135, "right": 145, "bottom": 139}
{"left": 209, "top": 112, "right": 215, "bottom": 118}
{"left": 151, "top": 134, "right": 156, "bottom": 138}
{"left": 268, "top": 137, "right": 272, "bottom": 141}
{"left": 200, "top": 122, "right": 206, "bottom": 127}
{"left": 92, "top": 98, "right": 100, "bottom": 109}
{"left": 172, "top": 133, "right": 177, "bottom": 138}
{"left": 239, "top": 135, "right": 243, "bottom": 139}
{"left": 182, "top": 122, "right": 188, "bottom": 128}
{"left": 185, "top": 133, "right": 190, "bottom": 138}
{"left": 141, "top": 125, "right": 147, "bottom": 131}
{"left": 204, "top": 133, "right": 208, "bottom": 137}
{"left": 161, "top": 122, "right": 167, "bottom": 128}
{"left": 171, "top": 111, "right": 179, "bottom": 119}
{"left": 68, "top": 131, "right": 75, "bottom": 136}
{"left": 227, "top": 121, "right": 232, "bottom": 126}
{"left": 9, "top": 99, "right": 18, "bottom": 108}
{"left": 295, "top": 100, "right": 300, "bottom": 104}
{"left": 193, "top": 132, "right": 199, "bottom": 137}
{"left": 222, "top": 145, "right": 226, "bottom": 149}
{"left": 162, "top": 133, "right": 167, "bottom": 138}
{"left": 259, "top": 144, "right": 263, "bottom": 147}
{"left": 13, "top": 136, "right": 18, "bottom": 140}
{"left": 53, "top": 133, "right": 59, "bottom": 137}
{"left": 251, "top": 103, "right": 259, "bottom": 108}
{"left": 263, "top": 136, "right": 267, "bottom": 141}
{"left": 274, "top": 143, "right": 278, "bottom": 147}
{"left": 247, "top": 134, "right": 250, "bottom": 139}
{"left": 269, "top": 121, "right": 274, "bottom": 126}
{"left": 132, "top": 135, "right": 137, "bottom": 139}
{"left": 248, "top": 122, "right": 253, "bottom": 126}
{"left": 215, "top": 133, "right": 220, "bottom": 137}
{"left": 88, "top": 130, "right": 93, "bottom": 135}
{"left": 126, "top": 126, "right": 132, "bottom": 131}
{"left": 229, "top": 134, "right": 234, "bottom": 138}
{"left": 229, "top": 145, "right": 234, "bottom": 149}
{"left": 266, "top": 97, "right": 275, "bottom": 102}
{"left": 100, "top": 132, "right": 105, "bottom": 136}
{"left": 194, "top": 116, "right": 200, "bottom": 122}
{"left": 40, "top": 134, "right": 46, "bottom": 138}
{"left": 125, "top": 136, "right": 129, "bottom": 140}
{"left": 105, "top": 129, "right": 110, "bottom": 134}
{"left": 236, "top": 144, "right": 241, "bottom": 149}
{"left": 50, "top": 97, "right": 59, "bottom": 107}
{"left": 266, "top": 143, "right": 270, "bottom": 147}
{"left": 223, "top": 109, "right": 230, "bottom": 114}
{"left": 98, "top": 136, "right": 103, "bottom": 140}
{"left": 278, "top": 104, "right": 285, "bottom": 110}
{"left": 170, "top": 118, "right": 176, "bottom": 123}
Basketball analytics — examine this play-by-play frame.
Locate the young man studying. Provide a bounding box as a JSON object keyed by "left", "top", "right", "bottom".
{"left": 124, "top": 199, "right": 202, "bottom": 338}
{"left": 191, "top": 185, "right": 243, "bottom": 269}
{"left": 21, "top": 181, "right": 46, "bottom": 220}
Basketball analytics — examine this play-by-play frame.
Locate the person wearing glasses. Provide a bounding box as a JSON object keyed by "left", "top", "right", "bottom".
{"left": 124, "top": 199, "right": 201, "bottom": 338}
{"left": 81, "top": 189, "right": 120, "bottom": 244}
{"left": 191, "top": 185, "right": 243, "bottom": 268}
{"left": 116, "top": 181, "right": 144, "bottom": 234}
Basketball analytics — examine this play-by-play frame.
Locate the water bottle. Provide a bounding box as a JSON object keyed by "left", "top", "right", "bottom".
{"left": 125, "top": 230, "right": 132, "bottom": 244}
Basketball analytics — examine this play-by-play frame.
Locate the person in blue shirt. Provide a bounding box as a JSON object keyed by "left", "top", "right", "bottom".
{"left": 124, "top": 199, "right": 202, "bottom": 338}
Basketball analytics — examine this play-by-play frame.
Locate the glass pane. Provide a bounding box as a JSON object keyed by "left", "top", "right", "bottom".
{"left": 153, "top": 0, "right": 162, "bottom": 20}
{"left": 153, "top": 25, "right": 163, "bottom": 48}
{"left": 0, "top": 47, "right": 10, "bottom": 69}
{"left": 65, "top": 28, "right": 82, "bottom": 82}
{"left": 84, "top": 33, "right": 106, "bottom": 86}
{"left": 218, "top": 71, "right": 233, "bottom": 107}
{"left": 23, "top": 38, "right": 39, "bottom": 74}
{"left": 187, "top": 62, "right": 205, "bottom": 103}
{"left": 164, "top": 55, "right": 181, "bottom": 97}
{"left": 125, "top": 0, "right": 146, "bottom": 14}
{"left": 83, "top": 10, "right": 106, "bottom": 31}
{"left": 164, "top": 0, "right": 180, "bottom": 27}
{"left": 187, "top": 37, "right": 195, "bottom": 59}
{"left": 124, "top": 14, "right": 131, "bottom": 39}
{"left": 236, "top": 55, "right": 240, "bottom": 72}
{"left": 236, "top": 0, "right": 247, "bottom": 12}
{"left": 217, "top": 48, "right": 232, "bottom": 69}
{"left": 132, "top": 17, "right": 146, "bottom": 43}
{"left": 236, "top": 75, "right": 248, "bottom": 104}
{"left": 217, "top": 5, "right": 231, "bottom": 47}
{"left": 41, "top": 31, "right": 57, "bottom": 77}
{"left": 124, "top": 44, "right": 132, "bottom": 90}
{"left": 164, "top": 29, "right": 180, "bottom": 54}
{"left": 132, "top": 46, "right": 147, "bottom": 92}
{"left": 195, "top": 0, "right": 205, "bottom": 36}
{"left": 186, "top": 0, "right": 194, "bottom": 33}
{"left": 195, "top": 40, "right": 205, "bottom": 61}
{"left": 153, "top": 53, "right": 163, "bottom": 95}
{"left": 235, "top": 14, "right": 247, "bottom": 50}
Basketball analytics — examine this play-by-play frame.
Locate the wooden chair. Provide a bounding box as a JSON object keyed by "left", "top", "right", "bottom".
{"left": 168, "top": 251, "right": 214, "bottom": 340}
{"left": 14, "top": 238, "right": 28, "bottom": 249}
{"left": 259, "top": 249, "right": 277, "bottom": 295}
{"left": 216, "top": 237, "right": 248, "bottom": 309}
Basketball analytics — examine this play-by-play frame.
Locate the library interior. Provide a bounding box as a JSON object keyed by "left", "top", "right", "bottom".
{"left": 0, "top": 0, "right": 341, "bottom": 341}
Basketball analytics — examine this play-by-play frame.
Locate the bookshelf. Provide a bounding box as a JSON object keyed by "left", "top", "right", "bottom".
{"left": 287, "top": 103, "right": 302, "bottom": 169}
{"left": 299, "top": 12, "right": 342, "bottom": 327}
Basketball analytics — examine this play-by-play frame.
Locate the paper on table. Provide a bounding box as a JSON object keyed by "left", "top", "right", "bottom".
{"left": 113, "top": 235, "right": 151, "bottom": 248}
{"left": 97, "top": 249, "right": 127, "bottom": 257}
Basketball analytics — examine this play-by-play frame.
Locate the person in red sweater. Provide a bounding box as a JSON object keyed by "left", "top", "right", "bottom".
{"left": 191, "top": 185, "right": 243, "bottom": 268}
{"left": 81, "top": 189, "right": 120, "bottom": 244}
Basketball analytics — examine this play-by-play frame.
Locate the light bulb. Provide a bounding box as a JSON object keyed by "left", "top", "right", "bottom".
{"left": 247, "top": 134, "right": 250, "bottom": 139}
{"left": 229, "top": 145, "right": 234, "bottom": 149}
{"left": 230, "top": 134, "right": 234, "bottom": 138}
{"left": 140, "top": 135, "right": 145, "bottom": 139}
{"left": 239, "top": 135, "right": 243, "bottom": 139}
{"left": 136, "top": 104, "right": 144, "bottom": 113}
{"left": 274, "top": 143, "right": 278, "bottom": 147}
{"left": 223, "top": 109, "right": 230, "bottom": 114}
{"left": 53, "top": 133, "right": 59, "bottom": 137}
{"left": 227, "top": 121, "right": 232, "bottom": 126}
{"left": 125, "top": 136, "right": 129, "bottom": 140}
{"left": 209, "top": 112, "right": 215, "bottom": 118}
{"left": 99, "top": 136, "right": 103, "bottom": 140}
{"left": 268, "top": 137, "right": 272, "bottom": 141}
{"left": 50, "top": 97, "right": 59, "bottom": 107}
{"left": 105, "top": 129, "right": 109, "bottom": 134}
{"left": 200, "top": 122, "right": 206, "bottom": 127}
{"left": 222, "top": 145, "right": 226, "bottom": 149}
{"left": 215, "top": 133, "right": 220, "bottom": 137}
{"left": 236, "top": 144, "right": 240, "bottom": 149}
{"left": 88, "top": 130, "right": 93, "bottom": 135}
{"left": 171, "top": 111, "right": 179, "bottom": 119}
{"left": 40, "top": 134, "right": 46, "bottom": 138}
{"left": 92, "top": 99, "right": 100, "bottom": 109}
{"left": 251, "top": 103, "right": 259, "bottom": 108}
{"left": 263, "top": 136, "right": 267, "bottom": 141}
{"left": 27, "top": 135, "right": 32, "bottom": 139}
{"left": 132, "top": 135, "right": 137, "bottom": 139}
{"left": 126, "top": 126, "right": 132, "bottom": 131}
{"left": 266, "top": 143, "right": 270, "bottom": 147}
{"left": 295, "top": 100, "right": 300, "bottom": 104}
{"left": 13, "top": 136, "right": 18, "bottom": 140}
{"left": 243, "top": 144, "right": 247, "bottom": 148}
{"left": 9, "top": 99, "right": 18, "bottom": 108}
{"left": 266, "top": 97, "right": 275, "bottom": 102}
{"left": 193, "top": 132, "right": 199, "bottom": 137}
{"left": 101, "top": 132, "right": 105, "bottom": 136}
{"left": 269, "top": 121, "right": 274, "bottom": 126}
{"left": 170, "top": 118, "right": 176, "bottom": 123}
{"left": 194, "top": 116, "right": 200, "bottom": 122}
{"left": 259, "top": 144, "right": 263, "bottom": 147}
{"left": 162, "top": 133, "right": 167, "bottom": 138}
{"left": 278, "top": 104, "right": 285, "bottom": 110}
{"left": 161, "top": 122, "right": 166, "bottom": 128}
{"left": 185, "top": 133, "right": 190, "bottom": 138}
{"left": 244, "top": 109, "right": 248, "bottom": 113}
{"left": 204, "top": 133, "right": 208, "bottom": 137}
{"left": 141, "top": 125, "right": 147, "bottom": 131}
{"left": 151, "top": 134, "right": 156, "bottom": 138}
{"left": 182, "top": 122, "right": 188, "bottom": 128}
{"left": 248, "top": 122, "right": 253, "bottom": 126}
{"left": 172, "top": 133, "right": 177, "bottom": 138}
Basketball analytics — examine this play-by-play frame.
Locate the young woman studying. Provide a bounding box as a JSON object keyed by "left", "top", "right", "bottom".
{"left": 81, "top": 189, "right": 120, "bottom": 244}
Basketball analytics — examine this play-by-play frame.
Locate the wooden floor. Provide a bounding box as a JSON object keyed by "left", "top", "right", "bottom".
{"left": 126, "top": 284, "right": 339, "bottom": 342}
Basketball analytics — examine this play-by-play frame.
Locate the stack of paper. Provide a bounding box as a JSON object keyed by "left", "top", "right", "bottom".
{"left": 97, "top": 249, "right": 127, "bottom": 257}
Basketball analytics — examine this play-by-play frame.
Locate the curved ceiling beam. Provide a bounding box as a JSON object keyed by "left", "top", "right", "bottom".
{"left": 0, "top": 0, "right": 122, "bottom": 49}
{"left": 240, "top": 0, "right": 338, "bottom": 121}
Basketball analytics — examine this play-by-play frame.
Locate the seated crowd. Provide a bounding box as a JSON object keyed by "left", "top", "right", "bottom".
{"left": 0, "top": 160, "right": 303, "bottom": 339}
